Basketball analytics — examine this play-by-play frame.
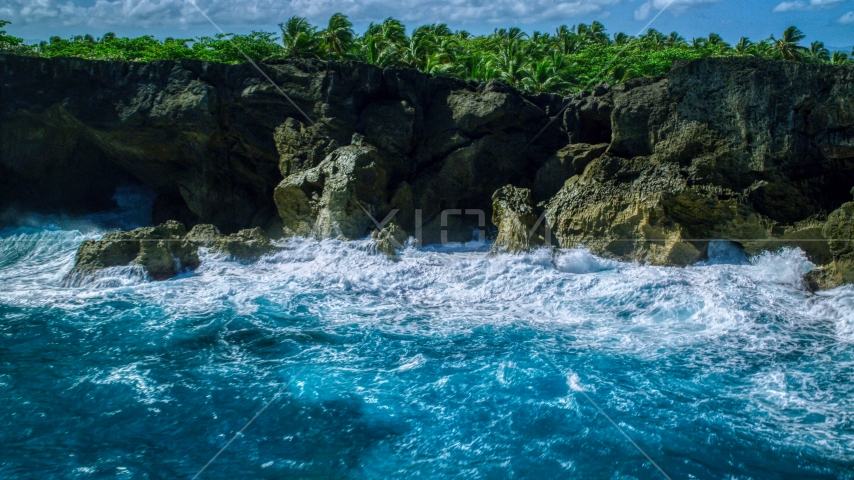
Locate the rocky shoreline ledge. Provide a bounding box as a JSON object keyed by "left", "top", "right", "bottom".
{"left": 1, "top": 54, "right": 852, "bottom": 287}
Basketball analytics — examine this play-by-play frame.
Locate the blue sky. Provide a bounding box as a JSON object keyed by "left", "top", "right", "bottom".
{"left": 2, "top": 0, "right": 852, "bottom": 49}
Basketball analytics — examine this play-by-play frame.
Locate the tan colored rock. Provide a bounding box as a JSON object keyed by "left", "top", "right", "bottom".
{"left": 544, "top": 156, "right": 772, "bottom": 266}
{"left": 824, "top": 202, "right": 854, "bottom": 259}
{"left": 274, "top": 144, "right": 404, "bottom": 240}
{"left": 185, "top": 224, "right": 223, "bottom": 247}
{"left": 274, "top": 117, "right": 338, "bottom": 176}
{"left": 491, "top": 185, "right": 545, "bottom": 253}
{"left": 67, "top": 220, "right": 282, "bottom": 281}
{"left": 370, "top": 223, "right": 408, "bottom": 260}
{"left": 68, "top": 220, "right": 199, "bottom": 281}
{"left": 807, "top": 202, "right": 854, "bottom": 290}
{"left": 210, "top": 227, "right": 279, "bottom": 260}
{"left": 743, "top": 220, "right": 831, "bottom": 265}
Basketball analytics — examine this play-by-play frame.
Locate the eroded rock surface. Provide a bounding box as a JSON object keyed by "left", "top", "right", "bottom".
{"left": 69, "top": 221, "right": 198, "bottom": 280}
{"left": 491, "top": 185, "right": 545, "bottom": 253}
{"left": 274, "top": 142, "right": 407, "bottom": 240}
{"left": 370, "top": 223, "right": 408, "bottom": 260}
{"left": 806, "top": 196, "right": 854, "bottom": 290}
{"left": 210, "top": 227, "right": 280, "bottom": 260}
{"left": 541, "top": 59, "right": 854, "bottom": 270}
{"left": 68, "top": 221, "right": 280, "bottom": 281}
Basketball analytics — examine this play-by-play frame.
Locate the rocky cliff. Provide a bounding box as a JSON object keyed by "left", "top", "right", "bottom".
{"left": 544, "top": 59, "right": 854, "bottom": 269}
{"left": 0, "top": 53, "right": 564, "bottom": 236}
{"left": 2, "top": 54, "right": 853, "bottom": 284}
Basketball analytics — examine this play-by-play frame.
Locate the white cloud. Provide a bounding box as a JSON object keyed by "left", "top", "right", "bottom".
{"left": 634, "top": 0, "right": 721, "bottom": 22}
{"left": 773, "top": 0, "right": 845, "bottom": 12}
{"left": 0, "top": 0, "right": 625, "bottom": 30}
{"left": 635, "top": 1, "right": 652, "bottom": 20}
{"left": 840, "top": 10, "right": 854, "bottom": 22}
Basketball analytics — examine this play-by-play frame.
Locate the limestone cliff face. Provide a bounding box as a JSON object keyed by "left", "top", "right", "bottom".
{"left": 547, "top": 58, "right": 854, "bottom": 268}
{"left": 3, "top": 54, "right": 854, "bottom": 285}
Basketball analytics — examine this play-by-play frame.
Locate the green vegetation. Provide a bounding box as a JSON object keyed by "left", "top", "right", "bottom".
{"left": 0, "top": 20, "right": 32, "bottom": 56}
{"left": 2, "top": 17, "right": 852, "bottom": 94}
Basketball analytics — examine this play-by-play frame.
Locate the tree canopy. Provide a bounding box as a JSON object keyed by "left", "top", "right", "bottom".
{"left": 2, "top": 17, "right": 851, "bottom": 95}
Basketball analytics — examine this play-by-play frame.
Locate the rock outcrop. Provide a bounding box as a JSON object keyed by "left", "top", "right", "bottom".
{"left": 532, "top": 143, "right": 608, "bottom": 201}
{"left": 209, "top": 227, "right": 280, "bottom": 260}
{"left": 544, "top": 59, "right": 854, "bottom": 272}
{"left": 68, "top": 221, "right": 280, "bottom": 280}
{"left": 806, "top": 192, "right": 854, "bottom": 290}
{"left": 370, "top": 223, "right": 408, "bottom": 259}
{"left": 490, "top": 185, "right": 546, "bottom": 253}
{"left": 68, "top": 220, "right": 199, "bottom": 280}
{"left": 274, "top": 142, "right": 408, "bottom": 240}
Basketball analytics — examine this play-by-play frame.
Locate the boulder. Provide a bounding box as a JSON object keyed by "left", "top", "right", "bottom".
{"left": 68, "top": 220, "right": 199, "bottom": 280}
{"left": 68, "top": 221, "right": 282, "bottom": 281}
{"left": 807, "top": 200, "right": 854, "bottom": 290}
{"left": 544, "top": 156, "right": 770, "bottom": 266}
{"left": 185, "top": 223, "right": 223, "bottom": 247}
{"left": 209, "top": 227, "right": 280, "bottom": 260}
{"left": 274, "top": 143, "right": 406, "bottom": 240}
{"left": 370, "top": 223, "right": 408, "bottom": 259}
{"left": 491, "top": 185, "right": 545, "bottom": 253}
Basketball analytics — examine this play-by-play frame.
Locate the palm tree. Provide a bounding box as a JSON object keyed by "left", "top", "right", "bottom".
{"left": 495, "top": 36, "right": 526, "bottom": 85}
{"left": 401, "top": 26, "right": 436, "bottom": 70}
{"left": 587, "top": 21, "right": 610, "bottom": 44}
{"left": 642, "top": 29, "right": 667, "bottom": 50}
{"left": 457, "top": 52, "right": 500, "bottom": 81}
{"left": 355, "top": 34, "right": 384, "bottom": 65}
{"left": 734, "top": 37, "right": 752, "bottom": 55}
{"left": 520, "top": 58, "right": 571, "bottom": 93}
{"left": 575, "top": 24, "right": 589, "bottom": 42}
{"left": 829, "top": 51, "right": 850, "bottom": 65}
{"left": 495, "top": 26, "right": 527, "bottom": 43}
{"left": 613, "top": 32, "right": 631, "bottom": 46}
{"left": 610, "top": 65, "right": 637, "bottom": 84}
{"left": 771, "top": 26, "right": 807, "bottom": 61}
{"left": 555, "top": 25, "right": 581, "bottom": 54}
{"left": 357, "top": 17, "right": 407, "bottom": 66}
{"left": 806, "top": 41, "right": 829, "bottom": 63}
{"left": 367, "top": 17, "right": 407, "bottom": 46}
{"left": 749, "top": 39, "right": 774, "bottom": 58}
{"left": 667, "top": 32, "right": 687, "bottom": 47}
{"left": 706, "top": 33, "right": 730, "bottom": 53}
{"left": 320, "top": 13, "right": 355, "bottom": 60}
{"left": 279, "top": 16, "right": 321, "bottom": 59}
{"left": 573, "top": 22, "right": 608, "bottom": 45}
